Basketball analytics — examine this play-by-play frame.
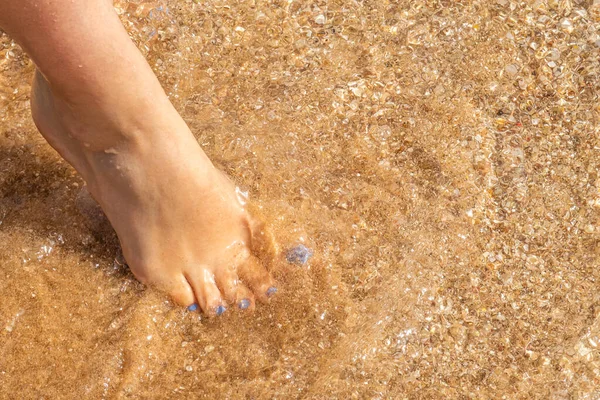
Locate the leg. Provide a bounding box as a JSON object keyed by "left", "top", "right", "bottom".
{"left": 0, "top": 0, "right": 276, "bottom": 314}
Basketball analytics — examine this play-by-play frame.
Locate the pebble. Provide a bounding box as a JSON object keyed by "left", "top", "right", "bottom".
{"left": 286, "top": 244, "right": 313, "bottom": 265}
{"left": 584, "top": 224, "right": 595, "bottom": 233}
{"left": 560, "top": 18, "right": 573, "bottom": 33}
{"left": 505, "top": 64, "right": 519, "bottom": 76}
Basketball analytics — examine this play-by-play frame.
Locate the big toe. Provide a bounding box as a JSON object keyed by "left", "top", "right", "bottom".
{"left": 162, "top": 275, "right": 196, "bottom": 309}
{"left": 237, "top": 254, "right": 276, "bottom": 303}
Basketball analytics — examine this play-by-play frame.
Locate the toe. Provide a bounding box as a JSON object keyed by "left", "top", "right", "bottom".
{"left": 167, "top": 275, "right": 196, "bottom": 309}
{"left": 234, "top": 284, "right": 255, "bottom": 310}
{"left": 186, "top": 267, "right": 226, "bottom": 316}
{"left": 247, "top": 216, "right": 279, "bottom": 260}
{"left": 214, "top": 265, "right": 239, "bottom": 302}
{"left": 215, "top": 266, "right": 256, "bottom": 311}
{"left": 236, "top": 255, "right": 276, "bottom": 303}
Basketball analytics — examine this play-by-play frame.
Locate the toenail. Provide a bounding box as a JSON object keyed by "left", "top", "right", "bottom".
{"left": 187, "top": 303, "right": 198, "bottom": 312}
{"left": 215, "top": 305, "right": 227, "bottom": 316}
{"left": 266, "top": 287, "right": 278, "bottom": 297}
{"left": 239, "top": 299, "right": 251, "bottom": 310}
{"left": 286, "top": 244, "right": 313, "bottom": 265}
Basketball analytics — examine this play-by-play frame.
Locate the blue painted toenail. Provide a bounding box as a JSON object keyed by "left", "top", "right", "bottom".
{"left": 239, "top": 299, "right": 251, "bottom": 310}
{"left": 215, "top": 305, "right": 226, "bottom": 316}
{"left": 266, "top": 287, "right": 278, "bottom": 297}
{"left": 187, "top": 303, "right": 198, "bottom": 312}
{"left": 286, "top": 244, "right": 313, "bottom": 265}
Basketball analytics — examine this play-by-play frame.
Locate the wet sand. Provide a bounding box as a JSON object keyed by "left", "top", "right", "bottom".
{"left": 2, "top": 0, "right": 600, "bottom": 398}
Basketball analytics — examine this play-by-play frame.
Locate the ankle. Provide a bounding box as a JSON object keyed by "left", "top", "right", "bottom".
{"left": 34, "top": 69, "right": 188, "bottom": 155}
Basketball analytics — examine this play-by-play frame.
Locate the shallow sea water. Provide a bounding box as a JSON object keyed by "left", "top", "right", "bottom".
{"left": 2, "top": 0, "right": 600, "bottom": 398}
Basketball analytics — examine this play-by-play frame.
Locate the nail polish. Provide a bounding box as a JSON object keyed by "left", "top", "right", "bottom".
{"left": 215, "top": 305, "right": 226, "bottom": 316}
{"left": 239, "top": 299, "right": 251, "bottom": 310}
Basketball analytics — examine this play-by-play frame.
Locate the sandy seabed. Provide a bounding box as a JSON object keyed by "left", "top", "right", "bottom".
{"left": 1, "top": 0, "right": 600, "bottom": 398}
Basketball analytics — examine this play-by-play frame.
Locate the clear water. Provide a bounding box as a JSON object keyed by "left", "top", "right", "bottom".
{"left": 2, "top": 0, "right": 600, "bottom": 398}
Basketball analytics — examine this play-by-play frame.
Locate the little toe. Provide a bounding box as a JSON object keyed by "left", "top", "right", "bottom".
{"left": 247, "top": 216, "right": 279, "bottom": 260}
{"left": 186, "top": 268, "right": 226, "bottom": 316}
{"left": 236, "top": 255, "right": 276, "bottom": 303}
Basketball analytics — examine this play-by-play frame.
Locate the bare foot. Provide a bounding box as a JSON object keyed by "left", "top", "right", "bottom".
{"left": 30, "top": 70, "right": 276, "bottom": 316}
